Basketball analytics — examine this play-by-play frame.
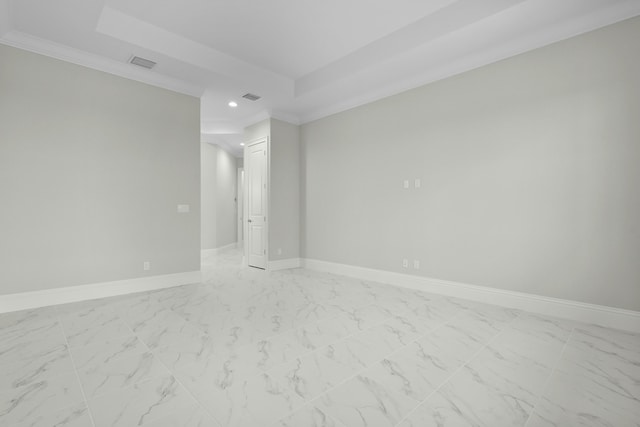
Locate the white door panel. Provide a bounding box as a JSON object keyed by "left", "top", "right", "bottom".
{"left": 246, "top": 140, "right": 267, "bottom": 269}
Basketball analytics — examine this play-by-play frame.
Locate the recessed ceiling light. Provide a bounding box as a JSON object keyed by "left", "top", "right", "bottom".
{"left": 228, "top": 101, "right": 238, "bottom": 107}
{"left": 240, "top": 143, "right": 245, "bottom": 146}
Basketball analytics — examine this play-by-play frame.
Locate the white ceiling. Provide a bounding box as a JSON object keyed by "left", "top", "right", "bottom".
{"left": 2, "top": 0, "right": 639, "bottom": 157}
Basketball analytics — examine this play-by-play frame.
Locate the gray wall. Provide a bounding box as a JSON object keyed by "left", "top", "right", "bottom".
{"left": 200, "top": 143, "right": 217, "bottom": 250}
{"left": 270, "top": 119, "right": 300, "bottom": 261}
{"left": 243, "top": 118, "right": 300, "bottom": 262}
{"left": 201, "top": 143, "right": 238, "bottom": 250}
{"left": 215, "top": 145, "right": 238, "bottom": 247}
{"left": 300, "top": 16, "right": 640, "bottom": 311}
{"left": 244, "top": 119, "right": 270, "bottom": 145}
{"left": 0, "top": 44, "right": 201, "bottom": 295}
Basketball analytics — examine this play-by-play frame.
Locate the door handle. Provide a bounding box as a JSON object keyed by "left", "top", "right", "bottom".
{"left": 248, "top": 219, "right": 252, "bottom": 223}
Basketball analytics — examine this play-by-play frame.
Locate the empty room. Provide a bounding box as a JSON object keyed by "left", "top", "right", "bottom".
{"left": 1, "top": 1, "right": 639, "bottom": 426}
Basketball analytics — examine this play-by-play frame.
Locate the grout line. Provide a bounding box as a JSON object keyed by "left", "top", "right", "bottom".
{"left": 152, "top": 290, "right": 423, "bottom": 424}
{"left": 393, "top": 310, "right": 524, "bottom": 426}
{"left": 522, "top": 325, "right": 576, "bottom": 427}
{"left": 259, "top": 306, "right": 479, "bottom": 425}
{"left": 119, "top": 308, "right": 225, "bottom": 427}
{"left": 184, "top": 263, "right": 518, "bottom": 425}
{"left": 54, "top": 306, "right": 98, "bottom": 427}
{"left": 36, "top": 253, "right": 525, "bottom": 427}
{"left": 154, "top": 273, "right": 474, "bottom": 426}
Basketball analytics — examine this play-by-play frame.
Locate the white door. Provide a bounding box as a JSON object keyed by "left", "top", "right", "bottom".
{"left": 246, "top": 140, "right": 267, "bottom": 269}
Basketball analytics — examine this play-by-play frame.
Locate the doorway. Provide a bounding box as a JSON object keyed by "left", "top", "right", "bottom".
{"left": 236, "top": 168, "right": 244, "bottom": 251}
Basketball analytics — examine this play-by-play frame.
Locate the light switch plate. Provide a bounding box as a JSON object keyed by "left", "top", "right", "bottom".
{"left": 414, "top": 179, "right": 421, "bottom": 188}
{"left": 177, "top": 204, "right": 190, "bottom": 213}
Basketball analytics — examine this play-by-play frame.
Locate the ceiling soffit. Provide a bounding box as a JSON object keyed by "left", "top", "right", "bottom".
{"left": 1, "top": 0, "right": 639, "bottom": 136}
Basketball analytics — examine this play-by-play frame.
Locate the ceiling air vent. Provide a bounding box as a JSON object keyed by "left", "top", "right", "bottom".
{"left": 242, "top": 93, "right": 261, "bottom": 101}
{"left": 129, "top": 56, "right": 156, "bottom": 69}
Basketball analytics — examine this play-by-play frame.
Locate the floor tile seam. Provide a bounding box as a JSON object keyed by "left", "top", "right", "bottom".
{"left": 265, "top": 308, "right": 476, "bottom": 425}
{"left": 522, "top": 325, "right": 576, "bottom": 427}
{"left": 143, "top": 402, "right": 217, "bottom": 427}
{"left": 174, "top": 301, "right": 345, "bottom": 343}
{"left": 243, "top": 308, "right": 438, "bottom": 377}
{"left": 0, "top": 369, "right": 83, "bottom": 401}
{"left": 119, "top": 318, "right": 224, "bottom": 427}
{"left": 391, "top": 311, "right": 522, "bottom": 426}
{"left": 233, "top": 309, "right": 347, "bottom": 343}
{"left": 53, "top": 306, "right": 98, "bottom": 427}
{"left": 207, "top": 305, "right": 396, "bottom": 371}
{"left": 243, "top": 333, "right": 419, "bottom": 422}
{"left": 269, "top": 302, "right": 469, "bottom": 375}
{"left": 60, "top": 310, "right": 133, "bottom": 336}
{"left": 66, "top": 336, "right": 147, "bottom": 359}
{"left": 171, "top": 264, "right": 524, "bottom": 421}
{"left": 72, "top": 351, "right": 172, "bottom": 401}
{"left": 0, "top": 341, "right": 70, "bottom": 372}
{"left": 0, "top": 317, "right": 61, "bottom": 335}
{"left": 267, "top": 408, "right": 350, "bottom": 427}
{"left": 84, "top": 374, "right": 210, "bottom": 427}
{"left": 0, "top": 353, "right": 78, "bottom": 393}
{"left": 0, "top": 322, "right": 67, "bottom": 352}
{"left": 173, "top": 305, "right": 422, "bottom": 394}
{"left": 64, "top": 329, "right": 137, "bottom": 351}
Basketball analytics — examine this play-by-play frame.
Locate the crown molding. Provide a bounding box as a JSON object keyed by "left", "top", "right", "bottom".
{"left": 0, "top": 30, "right": 205, "bottom": 98}
{"left": 294, "top": 0, "right": 519, "bottom": 97}
{"left": 96, "top": 6, "right": 294, "bottom": 99}
{"left": 298, "top": 0, "right": 640, "bottom": 124}
{"left": 268, "top": 110, "right": 301, "bottom": 126}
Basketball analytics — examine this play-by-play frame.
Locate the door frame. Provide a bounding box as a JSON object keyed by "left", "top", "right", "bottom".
{"left": 243, "top": 136, "right": 269, "bottom": 268}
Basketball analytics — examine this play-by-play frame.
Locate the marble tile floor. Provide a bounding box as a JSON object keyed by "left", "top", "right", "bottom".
{"left": 1, "top": 250, "right": 639, "bottom": 427}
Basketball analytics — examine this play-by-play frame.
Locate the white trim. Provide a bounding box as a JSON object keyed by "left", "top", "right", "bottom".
{"left": 0, "top": 271, "right": 201, "bottom": 314}
{"left": 215, "top": 242, "right": 238, "bottom": 253}
{"left": 302, "top": 259, "right": 640, "bottom": 333}
{"left": 200, "top": 249, "right": 216, "bottom": 258}
{"left": 201, "top": 243, "right": 238, "bottom": 258}
{"left": 0, "top": 31, "right": 204, "bottom": 97}
{"left": 268, "top": 258, "right": 302, "bottom": 271}
{"left": 297, "top": 2, "right": 640, "bottom": 124}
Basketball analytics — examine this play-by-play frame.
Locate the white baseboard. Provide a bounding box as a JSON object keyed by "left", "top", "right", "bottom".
{"left": 201, "top": 248, "right": 216, "bottom": 258}
{"left": 201, "top": 242, "right": 238, "bottom": 258}
{"left": 269, "top": 258, "right": 302, "bottom": 271}
{"left": 0, "top": 270, "right": 202, "bottom": 314}
{"left": 302, "top": 258, "right": 640, "bottom": 333}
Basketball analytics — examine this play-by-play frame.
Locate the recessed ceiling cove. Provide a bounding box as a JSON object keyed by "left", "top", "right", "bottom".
{"left": 2, "top": 0, "right": 640, "bottom": 150}
{"left": 105, "top": 0, "right": 458, "bottom": 78}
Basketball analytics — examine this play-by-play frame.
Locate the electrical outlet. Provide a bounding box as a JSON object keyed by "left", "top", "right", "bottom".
{"left": 402, "top": 259, "right": 409, "bottom": 268}
{"left": 413, "top": 260, "right": 420, "bottom": 270}
{"left": 143, "top": 261, "right": 151, "bottom": 271}
{"left": 277, "top": 248, "right": 282, "bottom": 255}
